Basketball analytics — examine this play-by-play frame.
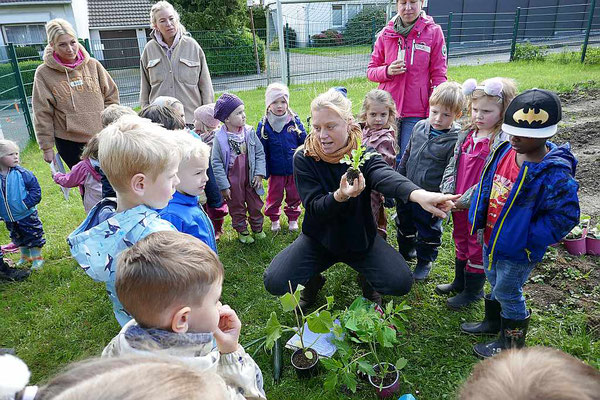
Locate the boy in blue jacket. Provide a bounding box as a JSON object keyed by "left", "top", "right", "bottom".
{"left": 0, "top": 140, "right": 45, "bottom": 270}
{"left": 160, "top": 131, "right": 217, "bottom": 252}
{"left": 461, "top": 89, "right": 579, "bottom": 358}
{"left": 68, "top": 116, "right": 179, "bottom": 326}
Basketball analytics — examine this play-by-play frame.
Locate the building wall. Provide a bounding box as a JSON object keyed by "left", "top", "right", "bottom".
{"left": 0, "top": 3, "right": 77, "bottom": 46}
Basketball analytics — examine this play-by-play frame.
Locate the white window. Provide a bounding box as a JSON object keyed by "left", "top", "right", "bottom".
{"left": 332, "top": 5, "right": 343, "bottom": 27}
{"left": 3, "top": 24, "right": 47, "bottom": 44}
{"left": 348, "top": 4, "right": 361, "bottom": 21}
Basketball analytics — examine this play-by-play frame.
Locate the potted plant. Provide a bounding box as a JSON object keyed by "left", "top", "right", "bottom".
{"left": 322, "top": 297, "right": 410, "bottom": 398}
{"left": 586, "top": 223, "right": 600, "bottom": 256}
{"left": 564, "top": 216, "right": 589, "bottom": 256}
{"left": 340, "top": 138, "right": 375, "bottom": 186}
{"left": 265, "top": 282, "right": 335, "bottom": 378}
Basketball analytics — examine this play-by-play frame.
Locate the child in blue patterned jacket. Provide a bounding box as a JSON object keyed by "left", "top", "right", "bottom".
{"left": 462, "top": 89, "right": 579, "bottom": 358}
{"left": 0, "top": 140, "right": 45, "bottom": 270}
{"left": 68, "top": 115, "right": 180, "bottom": 326}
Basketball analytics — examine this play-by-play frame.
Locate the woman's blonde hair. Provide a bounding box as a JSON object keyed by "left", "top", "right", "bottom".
{"left": 45, "top": 18, "right": 77, "bottom": 45}
{"left": 0, "top": 139, "right": 19, "bottom": 158}
{"left": 34, "top": 356, "right": 227, "bottom": 400}
{"left": 459, "top": 347, "right": 600, "bottom": 400}
{"left": 150, "top": 1, "right": 187, "bottom": 34}
{"left": 358, "top": 89, "right": 397, "bottom": 132}
{"left": 310, "top": 88, "right": 355, "bottom": 125}
{"left": 467, "top": 77, "right": 517, "bottom": 140}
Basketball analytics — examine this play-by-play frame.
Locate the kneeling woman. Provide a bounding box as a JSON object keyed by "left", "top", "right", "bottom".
{"left": 263, "top": 89, "right": 458, "bottom": 307}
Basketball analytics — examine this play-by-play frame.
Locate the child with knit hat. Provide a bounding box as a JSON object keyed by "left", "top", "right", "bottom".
{"left": 257, "top": 83, "right": 306, "bottom": 232}
{"left": 211, "top": 93, "right": 267, "bottom": 244}
{"left": 194, "top": 103, "right": 229, "bottom": 240}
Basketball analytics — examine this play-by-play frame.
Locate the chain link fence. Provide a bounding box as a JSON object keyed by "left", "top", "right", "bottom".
{"left": 1, "top": 1, "right": 598, "bottom": 147}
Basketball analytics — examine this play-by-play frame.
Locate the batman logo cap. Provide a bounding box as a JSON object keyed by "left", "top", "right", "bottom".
{"left": 502, "top": 88, "right": 561, "bottom": 138}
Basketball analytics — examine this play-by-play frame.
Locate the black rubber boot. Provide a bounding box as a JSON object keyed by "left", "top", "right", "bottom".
{"left": 473, "top": 312, "right": 530, "bottom": 359}
{"left": 357, "top": 274, "right": 382, "bottom": 307}
{"left": 0, "top": 257, "right": 30, "bottom": 282}
{"left": 460, "top": 294, "right": 501, "bottom": 335}
{"left": 413, "top": 259, "right": 432, "bottom": 281}
{"left": 298, "top": 274, "right": 326, "bottom": 312}
{"left": 446, "top": 271, "right": 485, "bottom": 310}
{"left": 435, "top": 258, "right": 467, "bottom": 295}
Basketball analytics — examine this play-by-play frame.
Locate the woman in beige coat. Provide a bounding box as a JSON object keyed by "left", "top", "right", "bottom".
{"left": 140, "top": 1, "right": 214, "bottom": 127}
{"left": 32, "top": 18, "right": 119, "bottom": 168}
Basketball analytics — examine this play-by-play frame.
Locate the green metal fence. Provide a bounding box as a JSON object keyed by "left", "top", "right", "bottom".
{"left": 2, "top": 2, "right": 599, "bottom": 146}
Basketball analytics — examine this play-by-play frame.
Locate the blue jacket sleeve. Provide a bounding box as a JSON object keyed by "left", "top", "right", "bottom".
{"left": 22, "top": 169, "right": 42, "bottom": 208}
{"left": 159, "top": 212, "right": 185, "bottom": 233}
{"left": 527, "top": 170, "right": 580, "bottom": 247}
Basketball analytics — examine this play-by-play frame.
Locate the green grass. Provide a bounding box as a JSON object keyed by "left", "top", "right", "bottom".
{"left": 289, "top": 45, "right": 373, "bottom": 57}
{"left": 1, "top": 57, "right": 599, "bottom": 399}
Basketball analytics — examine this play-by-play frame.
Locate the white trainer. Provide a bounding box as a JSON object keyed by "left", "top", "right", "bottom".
{"left": 271, "top": 220, "right": 281, "bottom": 232}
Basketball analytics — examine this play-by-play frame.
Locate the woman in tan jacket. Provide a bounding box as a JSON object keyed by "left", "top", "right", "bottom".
{"left": 140, "top": 1, "right": 214, "bottom": 127}
{"left": 32, "top": 19, "right": 119, "bottom": 168}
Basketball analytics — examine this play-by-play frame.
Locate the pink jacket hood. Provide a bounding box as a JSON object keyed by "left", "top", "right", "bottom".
{"left": 367, "top": 13, "right": 447, "bottom": 118}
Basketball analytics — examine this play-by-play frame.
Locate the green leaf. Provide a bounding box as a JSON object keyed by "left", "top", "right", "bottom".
{"left": 395, "top": 357, "right": 408, "bottom": 371}
{"left": 385, "top": 300, "right": 394, "bottom": 315}
{"left": 304, "top": 350, "right": 313, "bottom": 360}
{"left": 323, "top": 371, "right": 338, "bottom": 392}
{"left": 320, "top": 357, "right": 342, "bottom": 371}
{"left": 307, "top": 310, "right": 334, "bottom": 334}
{"left": 326, "top": 295, "right": 334, "bottom": 309}
{"left": 357, "top": 360, "right": 376, "bottom": 376}
{"left": 265, "top": 312, "right": 282, "bottom": 350}
{"left": 280, "top": 292, "right": 297, "bottom": 312}
{"left": 341, "top": 370, "right": 358, "bottom": 393}
{"left": 390, "top": 317, "right": 406, "bottom": 333}
{"left": 382, "top": 326, "right": 397, "bottom": 347}
{"left": 333, "top": 323, "right": 344, "bottom": 338}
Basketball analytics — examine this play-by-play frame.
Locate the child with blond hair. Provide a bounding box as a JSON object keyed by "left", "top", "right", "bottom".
{"left": 396, "top": 81, "right": 465, "bottom": 281}
{"left": 52, "top": 135, "right": 102, "bottom": 213}
{"left": 103, "top": 230, "right": 266, "bottom": 400}
{"left": 68, "top": 115, "right": 180, "bottom": 326}
{"left": 160, "top": 131, "right": 216, "bottom": 252}
{"left": 0, "top": 140, "right": 45, "bottom": 270}
{"left": 258, "top": 83, "right": 306, "bottom": 232}
{"left": 439, "top": 78, "right": 517, "bottom": 311}
{"left": 358, "top": 89, "right": 397, "bottom": 239}
{"left": 194, "top": 103, "right": 229, "bottom": 240}
{"left": 212, "top": 93, "right": 266, "bottom": 244}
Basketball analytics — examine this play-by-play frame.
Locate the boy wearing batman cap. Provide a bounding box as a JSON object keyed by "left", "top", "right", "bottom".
{"left": 462, "top": 89, "right": 579, "bottom": 358}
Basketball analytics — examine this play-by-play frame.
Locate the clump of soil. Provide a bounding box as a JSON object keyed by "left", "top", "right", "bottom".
{"left": 370, "top": 364, "right": 398, "bottom": 387}
{"left": 346, "top": 167, "right": 360, "bottom": 186}
{"left": 292, "top": 348, "right": 318, "bottom": 369}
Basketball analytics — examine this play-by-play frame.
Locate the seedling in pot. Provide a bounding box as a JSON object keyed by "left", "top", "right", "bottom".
{"left": 264, "top": 282, "right": 335, "bottom": 377}
{"left": 340, "top": 138, "right": 375, "bottom": 186}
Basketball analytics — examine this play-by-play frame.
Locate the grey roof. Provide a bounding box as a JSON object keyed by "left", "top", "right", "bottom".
{"left": 0, "top": 0, "right": 69, "bottom": 4}
{"left": 88, "top": 0, "right": 153, "bottom": 28}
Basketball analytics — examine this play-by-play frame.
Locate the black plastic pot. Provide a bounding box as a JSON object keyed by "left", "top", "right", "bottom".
{"left": 290, "top": 348, "right": 319, "bottom": 379}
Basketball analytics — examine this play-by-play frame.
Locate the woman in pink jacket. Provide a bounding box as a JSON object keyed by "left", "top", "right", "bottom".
{"left": 367, "top": 0, "right": 447, "bottom": 161}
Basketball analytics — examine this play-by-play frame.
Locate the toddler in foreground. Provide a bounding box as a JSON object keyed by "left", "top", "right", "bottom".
{"left": 103, "top": 230, "right": 266, "bottom": 400}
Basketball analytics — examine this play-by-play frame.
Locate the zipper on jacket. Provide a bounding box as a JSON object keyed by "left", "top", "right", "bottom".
{"left": 411, "top": 39, "right": 415, "bottom": 65}
{"left": 524, "top": 248, "right": 532, "bottom": 262}
{"left": 1, "top": 175, "right": 14, "bottom": 222}
{"left": 470, "top": 144, "right": 505, "bottom": 235}
{"left": 488, "top": 165, "right": 528, "bottom": 268}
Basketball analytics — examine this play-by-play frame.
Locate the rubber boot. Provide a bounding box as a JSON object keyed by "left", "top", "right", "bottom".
{"left": 298, "top": 274, "right": 326, "bottom": 312}
{"left": 357, "top": 274, "right": 382, "bottom": 307}
{"left": 397, "top": 237, "right": 417, "bottom": 261}
{"left": 0, "top": 256, "right": 30, "bottom": 282}
{"left": 413, "top": 259, "right": 432, "bottom": 281}
{"left": 16, "top": 247, "right": 30, "bottom": 266}
{"left": 461, "top": 294, "right": 501, "bottom": 335}
{"left": 473, "top": 312, "right": 530, "bottom": 359}
{"left": 446, "top": 271, "right": 485, "bottom": 310}
{"left": 435, "top": 258, "right": 467, "bottom": 295}
{"left": 213, "top": 218, "right": 225, "bottom": 241}
{"left": 30, "top": 247, "right": 44, "bottom": 270}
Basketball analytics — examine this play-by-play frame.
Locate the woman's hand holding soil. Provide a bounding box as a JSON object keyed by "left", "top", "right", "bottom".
{"left": 336, "top": 172, "right": 365, "bottom": 202}
{"left": 410, "top": 189, "right": 460, "bottom": 218}
{"left": 43, "top": 148, "right": 55, "bottom": 164}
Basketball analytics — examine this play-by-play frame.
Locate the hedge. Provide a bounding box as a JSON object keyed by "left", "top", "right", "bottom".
{"left": 344, "top": 6, "right": 387, "bottom": 45}
{"left": 193, "top": 29, "right": 266, "bottom": 76}
{"left": 0, "top": 60, "right": 42, "bottom": 101}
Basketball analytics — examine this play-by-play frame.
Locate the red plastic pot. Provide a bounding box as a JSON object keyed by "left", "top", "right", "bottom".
{"left": 564, "top": 237, "right": 586, "bottom": 256}
{"left": 368, "top": 363, "right": 400, "bottom": 399}
{"left": 586, "top": 237, "right": 600, "bottom": 256}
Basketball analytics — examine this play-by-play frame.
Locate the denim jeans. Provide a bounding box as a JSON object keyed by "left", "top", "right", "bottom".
{"left": 396, "top": 117, "right": 422, "bottom": 164}
{"left": 483, "top": 246, "right": 537, "bottom": 320}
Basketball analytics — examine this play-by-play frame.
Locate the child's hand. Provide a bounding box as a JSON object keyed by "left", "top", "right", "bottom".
{"left": 213, "top": 304, "right": 241, "bottom": 354}
{"left": 252, "top": 176, "right": 263, "bottom": 190}
{"left": 221, "top": 189, "right": 231, "bottom": 201}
